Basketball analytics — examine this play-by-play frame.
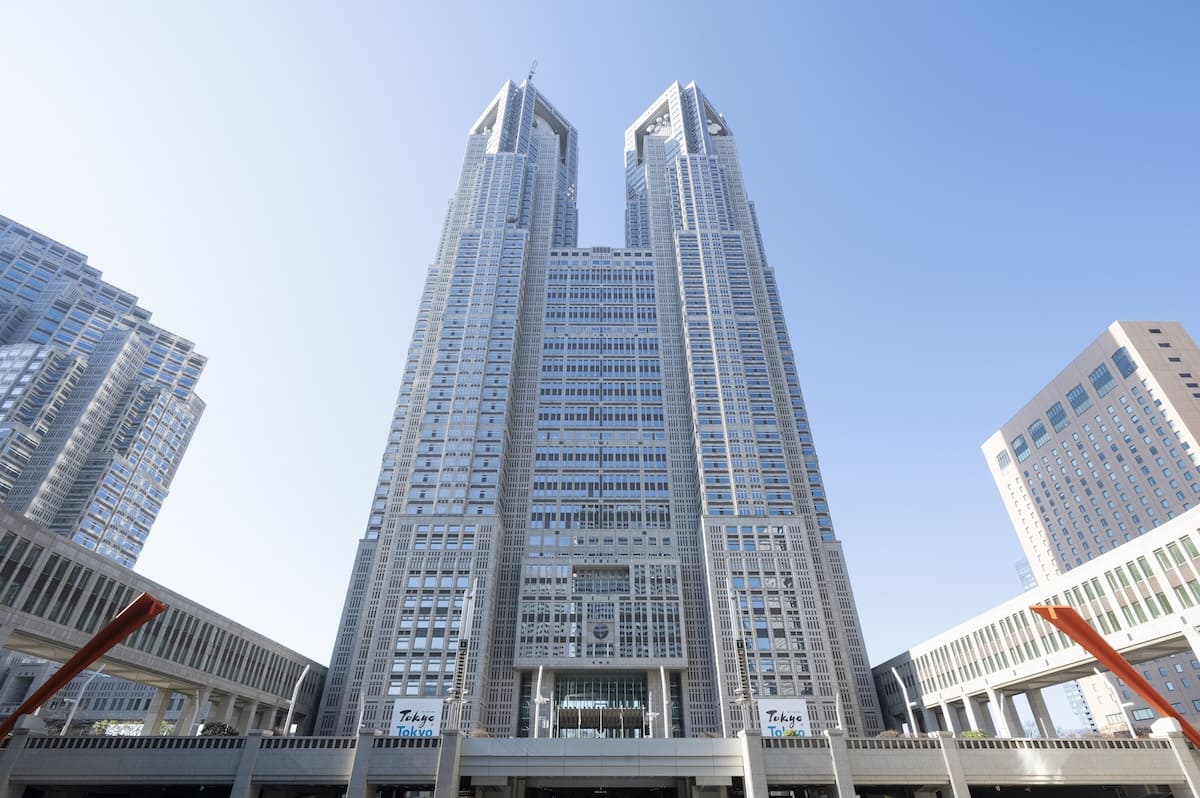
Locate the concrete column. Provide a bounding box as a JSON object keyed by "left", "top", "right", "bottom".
{"left": 0, "top": 726, "right": 39, "bottom": 798}
{"left": 1152, "top": 718, "right": 1200, "bottom": 798}
{"left": 917, "top": 704, "right": 937, "bottom": 734}
{"left": 932, "top": 730, "right": 971, "bottom": 798}
{"left": 647, "top": 668, "right": 665, "bottom": 737}
{"left": 1025, "top": 687, "right": 1057, "bottom": 738}
{"left": 433, "top": 728, "right": 465, "bottom": 798}
{"left": 969, "top": 694, "right": 997, "bottom": 736}
{"left": 1181, "top": 624, "right": 1200, "bottom": 665}
{"left": 959, "top": 695, "right": 981, "bottom": 732}
{"left": 939, "top": 702, "right": 962, "bottom": 734}
{"left": 347, "top": 728, "right": 381, "bottom": 798}
{"left": 736, "top": 730, "right": 769, "bottom": 798}
{"left": 236, "top": 700, "right": 259, "bottom": 733}
{"left": 175, "top": 687, "right": 211, "bottom": 736}
{"left": 822, "top": 728, "right": 857, "bottom": 798}
{"left": 988, "top": 689, "right": 1022, "bottom": 738}
{"left": 259, "top": 705, "right": 278, "bottom": 734}
{"left": 209, "top": 693, "right": 236, "bottom": 727}
{"left": 140, "top": 687, "right": 172, "bottom": 736}
{"left": 230, "top": 729, "right": 270, "bottom": 798}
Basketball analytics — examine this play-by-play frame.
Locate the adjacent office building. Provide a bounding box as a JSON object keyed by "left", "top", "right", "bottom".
{"left": 319, "top": 80, "right": 881, "bottom": 738}
{"left": 0, "top": 215, "right": 206, "bottom": 567}
{"left": 982, "top": 320, "right": 1200, "bottom": 730}
{"left": 0, "top": 215, "right": 207, "bottom": 731}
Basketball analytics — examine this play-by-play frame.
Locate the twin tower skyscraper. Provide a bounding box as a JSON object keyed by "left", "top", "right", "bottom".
{"left": 318, "top": 81, "right": 882, "bottom": 738}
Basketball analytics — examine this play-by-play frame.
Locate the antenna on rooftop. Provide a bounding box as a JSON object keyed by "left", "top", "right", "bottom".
{"left": 527, "top": 59, "right": 538, "bottom": 83}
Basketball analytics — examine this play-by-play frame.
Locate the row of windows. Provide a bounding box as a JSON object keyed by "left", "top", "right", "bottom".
{"left": 1003, "top": 347, "right": 1142, "bottom": 468}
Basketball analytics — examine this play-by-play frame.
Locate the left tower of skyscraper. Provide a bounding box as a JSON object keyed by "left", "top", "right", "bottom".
{"left": 319, "top": 80, "right": 578, "bottom": 735}
{"left": 0, "top": 214, "right": 206, "bottom": 567}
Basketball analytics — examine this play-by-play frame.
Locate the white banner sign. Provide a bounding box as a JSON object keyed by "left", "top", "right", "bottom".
{"left": 390, "top": 698, "right": 443, "bottom": 737}
{"left": 758, "top": 698, "right": 811, "bottom": 737}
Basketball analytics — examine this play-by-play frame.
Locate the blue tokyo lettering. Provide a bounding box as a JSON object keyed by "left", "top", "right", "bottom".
{"left": 395, "top": 726, "right": 436, "bottom": 736}
{"left": 764, "top": 726, "right": 807, "bottom": 736}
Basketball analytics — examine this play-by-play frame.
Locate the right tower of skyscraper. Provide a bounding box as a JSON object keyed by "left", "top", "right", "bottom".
{"left": 318, "top": 80, "right": 881, "bottom": 738}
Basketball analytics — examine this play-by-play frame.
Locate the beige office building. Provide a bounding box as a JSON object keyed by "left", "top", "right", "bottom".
{"left": 983, "top": 320, "right": 1200, "bottom": 729}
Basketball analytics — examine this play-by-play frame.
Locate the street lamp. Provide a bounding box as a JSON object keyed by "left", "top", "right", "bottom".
{"left": 729, "top": 595, "right": 758, "bottom": 733}
{"left": 533, "top": 690, "right": 551, "bottom": 738}
{"left": 61, "top": 666, "right": 106, "bottom": 736}
{"left": 1119, "top": 701, "right": 1138, "bottom": 738}
{"left": 1095, "top": 667, "right": 1138, "bottom": 739}
{"left": 890, "top": 667, "right": 920, "bottom": 736}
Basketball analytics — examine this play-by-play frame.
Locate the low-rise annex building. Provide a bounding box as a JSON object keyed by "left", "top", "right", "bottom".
{"left": 0, "top": 502, "right": 326, "bottom": 735}
{"left": 874, "top": 506, "right": 1200, "bottom": 738}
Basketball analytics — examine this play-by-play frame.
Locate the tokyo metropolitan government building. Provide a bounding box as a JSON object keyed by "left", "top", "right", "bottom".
{"left": 317, "top": 80, "right": 882, "bottom": 739}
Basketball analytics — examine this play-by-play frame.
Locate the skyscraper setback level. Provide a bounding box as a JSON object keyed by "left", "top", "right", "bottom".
{"left": 319, "top": 81, "right": 881, "bottom": 737}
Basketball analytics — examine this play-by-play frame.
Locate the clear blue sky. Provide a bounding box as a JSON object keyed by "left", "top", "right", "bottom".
{"left": 1, "top": 1, "right": 1197, "bottom": 668}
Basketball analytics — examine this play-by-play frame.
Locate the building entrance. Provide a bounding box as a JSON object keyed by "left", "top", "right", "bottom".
{"left": 525, "top": 782, "right": 679, "bottom": 798}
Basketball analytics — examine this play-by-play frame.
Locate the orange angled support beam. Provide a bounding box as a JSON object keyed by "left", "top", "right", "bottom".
{"left": 1031, "top": 604, "right": 1200, "bottom": 747}
{"left": 0, "top": 591, "right": 167, "bottom": 739}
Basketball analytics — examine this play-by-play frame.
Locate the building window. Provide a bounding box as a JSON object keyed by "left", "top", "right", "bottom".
{"left": 1029, "top": 420, "right": 1050, "bottom": 449}
{"left": 1111, "top": 346, "right": 1138, "bottom": 378}
{"left": 996, "top": 450, "right": 1012, "bottom": 470}
{"left": 1068, "top": 384, "right": 1093, "bottom": 416}
{"left": 1089, "top": 364, "right": 1117, "bottom": 397}
{"left": 1131, "top": 708, "right": 1155, "bottom": 721}
{"left": 1012, "top": 435, "right": 1031, "bottom": 463}
{"left": 1047, "top": 402, "right": 1069, "bottom": 433}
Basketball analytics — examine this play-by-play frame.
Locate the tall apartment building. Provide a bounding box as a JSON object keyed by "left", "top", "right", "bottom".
{"left": 982, "top": 320, "right": 1200, "bottom": 730}
{"left": 0, "top": 215, "right": 205, "bottom": 567}
{"left": 0, "top": 215, "right": 206, "bottom": 732}
{"left": 318, "top": 80, "right": 881, "bottom": 738}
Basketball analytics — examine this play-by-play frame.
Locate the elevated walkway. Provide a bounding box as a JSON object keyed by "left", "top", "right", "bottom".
{"left": 874, "top": 508, "right": 1200, "bottom": 735}
{"left": 2, "top": 730, "right": 1196, "bottom": 798}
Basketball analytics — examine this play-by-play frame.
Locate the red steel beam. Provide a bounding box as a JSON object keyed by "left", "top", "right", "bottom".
{"left": 0, "top": 591, "right": 167, "bottom": 739}
{"left": 1030, "top": 604, "right": 1200, "bottom": 747}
